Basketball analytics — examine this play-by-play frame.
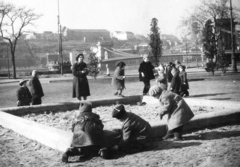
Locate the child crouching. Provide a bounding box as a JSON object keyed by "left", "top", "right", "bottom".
{"left": 111, "top": 104, "right": 152, "bottom": 153}
{"left": 62, "top": 102, "right": 110, "bottom": 163}
{"left": 149, "top": 85, "right": 194, "bottom": 141}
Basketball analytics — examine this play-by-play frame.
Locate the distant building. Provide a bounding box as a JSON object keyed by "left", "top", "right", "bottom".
{"left": 62, "top": 28, "right": 110, "bottom": 42}
{"left": 111, "top": 31, "right": 135, "bottom": 40}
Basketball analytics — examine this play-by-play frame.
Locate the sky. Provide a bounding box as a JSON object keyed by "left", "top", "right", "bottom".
{"left": 4, "top": 0, "right": 240, "bottom": 37}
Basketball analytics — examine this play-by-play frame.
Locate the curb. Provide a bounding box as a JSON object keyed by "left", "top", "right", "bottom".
{"left": 0, "top": 97, "right": 239, "bottom": 153}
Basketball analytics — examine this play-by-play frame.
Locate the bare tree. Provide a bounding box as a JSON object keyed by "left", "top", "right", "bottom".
{"left": 179, "top": 0, "right": 240, "bottom": 40}
{"left": 0, "top": 1, "right": 41, "bottom": 79}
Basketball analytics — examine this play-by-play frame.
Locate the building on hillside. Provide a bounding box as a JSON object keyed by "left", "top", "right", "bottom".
{"left": 111, "top": 31, "right": 135, "bottom": 40}
{"left": 62, "top": 28, "right": 110, "bottom": 42}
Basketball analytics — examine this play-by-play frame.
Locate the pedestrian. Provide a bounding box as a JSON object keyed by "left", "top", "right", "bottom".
{"left": 155, "top": 63, "right": 167, "bottom": 90}
{"left": 112, "top": 61, "right": 126, "bottom": 97}
{"left": 111, "top": 104, "right": 152, "bottom": 153}
{"left": 62, "top": 102, "right": 110, "bottom": 163}
{"left": 29, "top": 70, "right": 44, "bottom": 105}
{"left": 179, "top": 65, "right": 189, "bottom": 97}
{"left": 149, "top": 85, "right": 194, "bottom": 141}
{"left": 72, "top": 54, "right": 90, "bottom": 101}
{"left": 170, "top": 67, "right": 181, "bottom": 95}
{"left": 175, "top": 60, "right": 181, "bottom": 70}
{"left": 165, "top": 63, "right": 173, "bottom": 90}
{"left": 17, "top": 79, "right": 32, "bottom": 106}
{"left": 138, "top": 54, "right": 155, "bottom": 95}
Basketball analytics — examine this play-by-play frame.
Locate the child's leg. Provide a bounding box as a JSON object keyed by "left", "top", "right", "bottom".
{"left": 162, "top": 126, "right": 174, "bottom": 140}
{"left": 172, "top": 125, "right": 184, "bottom": 141}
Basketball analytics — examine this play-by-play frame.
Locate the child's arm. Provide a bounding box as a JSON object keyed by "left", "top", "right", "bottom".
{"left": 159, "top": 97, "right": 172, "bottom": 119}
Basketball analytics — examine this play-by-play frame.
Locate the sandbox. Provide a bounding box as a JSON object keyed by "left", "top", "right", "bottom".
{"left": 0, "top": 95, "right": 240, "bottom": 152}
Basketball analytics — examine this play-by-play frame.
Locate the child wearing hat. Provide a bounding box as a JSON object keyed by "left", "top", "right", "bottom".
{"left": 111, "top": 104, "right": 152, "bottom": 152}
{"left": 17, "top": 80, "right": 32, "bottom": 106}
{"left": 112, "top": 61, "right": 126, "bottom": 97}
{"left": 149, "top": 85, "right": 194, "bottom": 141}
{"left": 62, "top": 102, "right": 110, "bottom": 163}
{"left": 170, "top": 67, "right": 181, "bottom": 95}
{"left": 138, "top": 54, "right": 155, "bottom": 95}
{"left": 179, "top": 65, "right": 189, "bottom": 97}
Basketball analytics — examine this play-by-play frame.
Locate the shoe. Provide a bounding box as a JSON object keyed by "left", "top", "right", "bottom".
{"left": 118, "top": 94, "right": 125, "bottom": 97}
{"left": 162, "top": 134, "right": 174, "bottom": 140}
{"left": 171, "top": 137, "right": 183, "bottom": 141}
{"left": 99, "top": 148, "right": 112, "bottom": 159}
{"left": 62, "top": 152, "right": 68, "bottom": 163}
{"left": 114, "top": 92, "right": 118, "bottom": 96}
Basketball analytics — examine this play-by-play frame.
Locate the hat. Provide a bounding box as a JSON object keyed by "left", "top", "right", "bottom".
{"left": 143, "top": 54, "right": 149, "bottom": 60}
{"left": 149, "top": 85, "right": 163, "bottom": 97}
{"left": 171, "top": 67, "right": 178, "bottom": 75}
{"left": 116, "top": 61, "right": 126, "bottom": 68}
{"left": 112, "top": 104, "right": 126, "bottom": 119}
{"left": 19, "top": 79, "right": 28, "bottom": 86}
{"left": 79, "top": 101, "right": 92, "bottom": 113}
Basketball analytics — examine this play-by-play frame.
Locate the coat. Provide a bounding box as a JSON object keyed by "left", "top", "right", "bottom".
{"left": 170, "top": 72, "right": 181, "bottom": 95}
{"left": 179, "top": 71, "right": 189, "bottom": 91}
{"left": 72, "top": 62, "right": 90, "bottom": 98}
{"left": 71, "top": 112, "right": 106, "bottom": 147}
{"left": 17, "top": 86, "right": 32, "bottom": 106}
{"left": 158, "top": 90, "right": 194, "bottom": 130}
{"left": 156, "top": 71, "right": 167, "bottom": 90}
{"left": 118, "top": 112, "right": 152, "bottom": 148}
{"left": 138, "top": 61, "right": 155, "bottom": 81}
{"left": 112, "top": 66, "right": 125, "bottom": 90}
{"left": 29, "top": 77, "right": 44, "bottom": 99}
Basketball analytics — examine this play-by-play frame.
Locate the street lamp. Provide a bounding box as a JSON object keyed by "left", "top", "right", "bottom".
{"left": 57, "top": 0, "right": 63, "bottom": 75}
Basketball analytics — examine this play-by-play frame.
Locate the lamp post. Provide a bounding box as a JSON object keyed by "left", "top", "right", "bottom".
{"left": 229, "top": 0, "right": 237, "bottom": 72}
{"left": 57, "top": 0, "right": 63, "bottom": 75}
{"left": 186, "top": 39, "right": 188, "bottom": 68}
{"left": 7, "top": 43, "right": 10, "bottom": 79}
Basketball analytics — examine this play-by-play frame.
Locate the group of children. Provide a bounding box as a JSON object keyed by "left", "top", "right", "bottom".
{"left": 112, "top": 55, "right": 189, "bottom": 98}
{"left": 63, "top": 83, "right": 194, "bottom": 163}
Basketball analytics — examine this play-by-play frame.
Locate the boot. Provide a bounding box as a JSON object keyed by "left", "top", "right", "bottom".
{"left": 162, "top": 132, "right": 174, "bottom": 140}
{"left": 62, "top": 152, "right": 68, "bottom": 163}
{"left": 172, "top": 132, "right": 183, "bottom": 141}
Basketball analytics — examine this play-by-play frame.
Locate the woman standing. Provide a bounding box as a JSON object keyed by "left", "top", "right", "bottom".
{"left": 112, "top": 61, "right": 126, "bottom": 97}
{"left": 72, "top": 54, "right": 90, "bottom": 101}
{"left": 138, "top": 54, "right": 155, "bottom": 95}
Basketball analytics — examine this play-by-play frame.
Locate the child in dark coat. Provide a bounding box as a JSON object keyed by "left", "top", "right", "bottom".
{"left": 149, "top": 85, "right": 194, "bottom": 141}
{"left": 62, "top": 102, "right": 109, "bottom": 163}
{"left": 112, "top": 62, "right": 126, "bottom": 97}
{"left": 17, "top": 80, "right": 32, "bottom": 106}
{"left": 170, "top": 67, "right": 181, "bottom": 95}
{"left": 111, "top": 104, "right": 152, "bottom": 152}
{"left": 179, "top": 65, "right": 189, "bottom": 97}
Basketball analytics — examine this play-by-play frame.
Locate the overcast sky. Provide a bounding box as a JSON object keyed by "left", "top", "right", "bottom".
{"left": 5, "top": 0, "right": 240, "bottom": 37}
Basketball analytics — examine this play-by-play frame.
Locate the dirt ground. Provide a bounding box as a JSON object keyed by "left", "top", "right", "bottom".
{"left": 1, "top": 124, "right": 240, "bottom": 167}
{"left": 0, "top": 73, "right": 240, "bottom": 166}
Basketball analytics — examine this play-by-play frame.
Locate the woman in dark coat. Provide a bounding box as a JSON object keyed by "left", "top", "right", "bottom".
{"left": 72, "top": 54, "right": 90, "bottom": 101}
{"left": 17, "top": 80, "right": 32, "bottom": 106}
{"left": 170, "top": 67, "right": 181, "bottom": 95}
{"left": 179, "top": 65, "right": 189, "bottom": 97}
{"left": 112, "top": 61, "right": 126, "bottom": 97}
{"left": 62, "top": 102, "right": 108, "bottom": 162}
{"left": 138, "top": 54, "right": 155, "bottom": 95}
{"left": 29, "top": 70, "right": 44, "bottom": 105}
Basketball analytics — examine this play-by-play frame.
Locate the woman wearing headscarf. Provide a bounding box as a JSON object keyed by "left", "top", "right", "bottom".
{"left": 112, "top": 61, "right": 126, "bottom": 97}
{"left": 170, "top": 67, "right": 181, "bottom": 95}
{"left": 17, "top": 79, "right": 32, "bottom": 106}
{"left": 138, "top": 54, "right": 155, "bottom": 95}
{"left": 72, "top": 54, "right": 90, "bottom": 101}
{"left": 149, "top": 85, "right": 194, "bottom": 141}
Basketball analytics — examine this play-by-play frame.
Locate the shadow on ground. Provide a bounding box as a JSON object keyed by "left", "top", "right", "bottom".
{"left": 184, "top": 130, "right": 240, "bottom": 141}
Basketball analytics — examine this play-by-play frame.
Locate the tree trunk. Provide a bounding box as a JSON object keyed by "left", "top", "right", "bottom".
{"left": 11, "top": 51, "right": 16, "bottom": 79}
